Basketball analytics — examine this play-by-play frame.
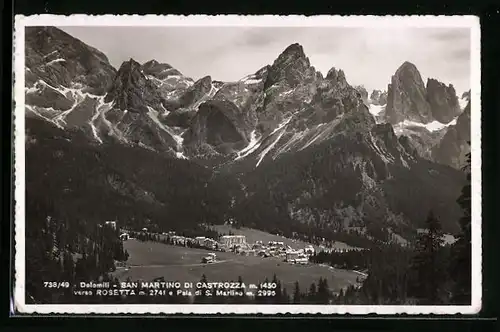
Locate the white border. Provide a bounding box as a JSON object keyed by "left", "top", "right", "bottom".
{"left": 13, "top": 14, "right": 482, "bottom": 315}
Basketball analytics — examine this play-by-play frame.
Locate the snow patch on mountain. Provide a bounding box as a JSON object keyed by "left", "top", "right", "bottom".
{"left": 274, "top": 132, "right": 304, "bottom": 157}
{"left": 46, "top": 58, "right": 66, "bottom": 66}
{"left": 42, "top": 50, "right": 58, "bottom": 59}
{"left": 26, "top": 105, "right": 64, "bottom": 128}
{"left": 235, "top": 130, "right": 261, "bottom": 160}
{"left": 458, "top": 96, "right": 469, "bottom": 110}
{"left": 299, "top": 123, "right": 328, "bottom": 151}
{"left": 191, "top": 83, "right": 221, "bottom": 110}
{"left": 394, "top": 118, "right": 457, "bottom": 134}
{"left": 368, "top": 104, "right": 385, "bottom": 117}
{"left": 146, "top": 106, "right": 184, "bottom": 149}
{"left": 160, "top": 103, "right": 170, "bottom": 116}
{"left": 368, "top": 132, "right": 395, "bottom": 164}
{"left": 256, "top": 128, "right": 287, "bottom": 168}
{"left": 240, "top": 74, "right": 263, "bottom": 85}
{"left": 270, "top": 116, "right": 293, "bottom": 135}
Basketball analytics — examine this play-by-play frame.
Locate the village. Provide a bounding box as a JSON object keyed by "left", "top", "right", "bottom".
{"left": 112, "top": 221, "right": 363, "bottom": 266}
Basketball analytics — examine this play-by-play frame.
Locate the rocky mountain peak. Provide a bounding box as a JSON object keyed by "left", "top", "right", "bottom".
{"left": 196, "top": 75, "right": 212, "bottom": 87}
{"left": 385, "top": 61, "right": 433, "bottom": 124}
{"left": 105, "top": 58, "right": 162, "bottom": 112}
{"left": 431, "top": 99, "right": 471, "bottom": 169}
{"left": 354, "top": 85, "right": 369, "bottom": 104}
{"left": 144, "top": 59, "right": 159, "bottom": 66}
{"left": 25, "top": 27, "right": 469, "bottom": 238}
{"left": 426, "top": 78, "right": 461, "bottom": 123}
{"left": 141, "top": 59, "right": 182, "bottom": 78}
{"left": 265, "top": 43, "right": 314, "bottom": 89}
{"left": 25, "top": 26, "right": 116, "bottom": 95}
{"left": 396, "top": 61, "right": 419, "bottom": 74}
{"left": 177, "top": 75, "right": 213, "bottom": 108}
{"left": 123, "top": 58, "right": 142, "bottom": 71}
{"left": 280, "top": 43, "right": 307, "bottom": 59}
{"left": 370, "top": 89, "right": 388, "bottom": 105}
{"left": 326, "top": 67, "right": 345, "bottom": 81}
{"left": 462, "top": 90, "right": 471, "bottom": 101}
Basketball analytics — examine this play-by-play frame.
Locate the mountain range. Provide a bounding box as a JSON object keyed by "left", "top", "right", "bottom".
{"left": 24, "top": 26, "right": 472, "bottom": 243}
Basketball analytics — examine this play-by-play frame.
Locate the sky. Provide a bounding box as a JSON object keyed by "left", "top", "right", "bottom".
{"left": 59, "top": 26, "right": 471, "bottom": 94}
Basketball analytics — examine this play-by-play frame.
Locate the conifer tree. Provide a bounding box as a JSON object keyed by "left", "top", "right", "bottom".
{"left": 450, "top": 149, "right": 472, "bottom": 304}
{"left": 282, "top": 287, "right": 290, "bottom": 304}
{"left": 317, "top": 277, "right": 330, "bottom": 304}
{"left": 194, "top": 274, "right": 209, "bottom": 304}
{"left": 308, "top": 282, "right": 317, "bottom": 303}
{"left": 293, "top": 281, "right": 301, "bottom": 304}
{"left": 409, "top": 210, "right": 445, "bottom": 304}
{"left": 271, "top": 274, "right": 282, "bottom": 303}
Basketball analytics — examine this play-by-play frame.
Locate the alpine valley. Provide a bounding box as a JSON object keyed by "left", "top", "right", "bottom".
{"left": 24, "top": 26, "right": 472, "bottom": 246}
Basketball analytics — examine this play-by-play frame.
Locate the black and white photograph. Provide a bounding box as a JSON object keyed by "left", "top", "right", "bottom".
{"left": 13, "top": 15, "right": 481, "bottom": 315}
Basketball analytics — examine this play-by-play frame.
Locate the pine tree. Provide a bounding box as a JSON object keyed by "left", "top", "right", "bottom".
{"left": 282, "top": 287, "right": 289, "bottom": 304}
{"left": 409, "top": 210, "right": 446, "bottom": 304}
{"left": 308, "top": 282, "right": 317, "bottom": 303}
{"left": 337, "top": 288, "right": 345, "bottom": 304}
{"left": 317, "top": 277, "right": 330, "bottom": 304}
{"left": 271, "top": 274, "right": 282, "bottom": 304}
{"left": 194, "top": 274, "right": 209, "bottom": 304}
{"left": 450, "top": 149, "right": 472, "bottom": 304}
{"left": 293, "top": 281, "right": 301, "bottom": 304}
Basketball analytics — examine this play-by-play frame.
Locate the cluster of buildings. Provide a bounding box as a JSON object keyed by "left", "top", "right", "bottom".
{"left": 164, "top": 234, "right": 245, "bottom": 251}
{"left": 215, "top": 238, "right": 317, "bottom": 265}
{"left": 124, "top": 227, "right": 362, "bottom": 265}
{"left": 316, "top": 245, "right": 364, "bottom": 254}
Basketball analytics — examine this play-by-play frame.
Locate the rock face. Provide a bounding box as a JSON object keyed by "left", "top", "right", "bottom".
{"left": 105, "top": 59, "right": 164, "bottom": 113}
{"left": 370, "top": 89, "right": 388, "bottom": 105}
{"left": 426, "top": 78, "right": 461, "bottom": 123}
{"left": 432, "top": 100, "right": 471, "bottom": 169}
{"left": 385, "top": 61, "right": 433, "bottom": 124}
{"left": 25, "top": 26, "right": 117, "bottom": 95}
{"left": 184, "top": 99, "right": 254, "bottom": 155}
{"left": 379, "top": 61, "right": 470, "bottom": 170}
{"left": 462, "top": 90, "right": 471, "bottom": 100}
{"left": 265, "top": 43, "right": 318, "bottom": 89}
{"left": 24, "top": 27, "right": 467, "bottom": 240}
{"left": 355, "top": 85, "right": 369, "bottom": 104}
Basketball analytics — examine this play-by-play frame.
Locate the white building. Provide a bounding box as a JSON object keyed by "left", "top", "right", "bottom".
{"left": 195, "top": 236, "right": 207, "bottom": 246}
{"left": 204, "top": 238, "right": 218, "bottom": 249}
{"left": 285, "top": 250, "right": 300, "bottom": 262}
{"left": 220, "top": 235, "right": 246, "bottom": 248}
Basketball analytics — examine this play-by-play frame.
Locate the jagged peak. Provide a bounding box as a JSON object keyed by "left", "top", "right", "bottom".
{"left": 426, "top": 77, "right": 457, "bottom": 92}
{"left": 461, "top": 90, "right": 471, "bottom": 100}
{"left": 142, "top": 59, "right": 173, "bottom": 68}
{"left": 274, "top": 43, "right": 308, "bottom": 64}
{"left": 196, "top": 75, "right": 212, "bottom": 84}
{"left": 394, "top": 61, "right": 422, "bottom": 78}
{"left": 326, "top": 67, "right": 346, "bottom": 82}
{"left": 118, "top": 58, "right": 142, "bottom": 72}
{"left": 282, "top": 43, "right": 305, "bottom": 55}
{"left": 398, "top": 61, "right": 418, "bottom": 71}
{"left": 391, "top": 61, "right": 426, "bottom": 89}
{"left": 144, "top": 59, "right": 159, "bottom": 66}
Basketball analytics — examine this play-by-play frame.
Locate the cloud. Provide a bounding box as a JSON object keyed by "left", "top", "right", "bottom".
{"left": 449, "top": 47, "right": 471, "bottom": 61}
{"left": 427, "top": 28, "right": 470, "bottom": 42}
